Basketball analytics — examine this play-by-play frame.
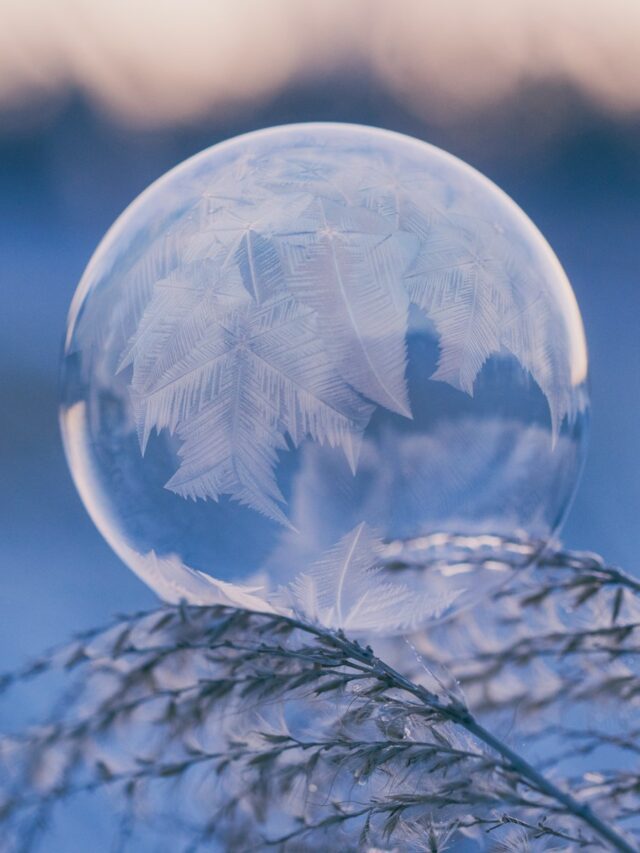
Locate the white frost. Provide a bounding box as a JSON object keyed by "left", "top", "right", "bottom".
{"left": 112, "top": 144, "right": 583, "bottom": 524}
{"left": 284, "top": 522, "right": 461, "bottom": 634}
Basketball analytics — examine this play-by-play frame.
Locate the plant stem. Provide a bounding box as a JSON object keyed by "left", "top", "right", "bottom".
{"left": 462, "top": 717, "right": 635, "bottom": 852}
{"left": 278, "top": 615, "right": 635, "bottom": 852}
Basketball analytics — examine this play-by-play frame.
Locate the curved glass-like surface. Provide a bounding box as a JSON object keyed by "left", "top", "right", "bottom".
{"left": 60, "top": 123, "right": 588, "bottom": 632}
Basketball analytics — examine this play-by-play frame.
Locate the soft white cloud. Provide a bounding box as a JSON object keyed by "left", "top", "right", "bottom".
{"left": 0, "top": 0, "right": 638, "bottom": 126}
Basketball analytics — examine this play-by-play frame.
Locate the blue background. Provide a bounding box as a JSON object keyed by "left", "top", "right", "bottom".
{"left": 0, "top": 67, "right": 638, "bottom": 848}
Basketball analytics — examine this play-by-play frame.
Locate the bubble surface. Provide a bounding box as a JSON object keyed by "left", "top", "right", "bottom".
{"left": 60, "top": 123, "right": 588, "bottom": 630}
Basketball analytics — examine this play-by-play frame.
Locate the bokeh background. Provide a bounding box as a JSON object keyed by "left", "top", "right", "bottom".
{"left": 1, "top": 0, "right": 639, "bottom": 841}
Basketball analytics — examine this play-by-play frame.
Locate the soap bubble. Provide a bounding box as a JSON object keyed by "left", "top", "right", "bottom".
{"left": 60, "top": 123, "right": 588, "bottom": 632}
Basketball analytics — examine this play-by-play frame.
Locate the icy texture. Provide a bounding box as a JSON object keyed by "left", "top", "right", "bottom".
{"left": 283, "top": 522, "right": 460, "bottom": 633}
{"left": 60, "top": 123, "right": 589, "bottom": 628}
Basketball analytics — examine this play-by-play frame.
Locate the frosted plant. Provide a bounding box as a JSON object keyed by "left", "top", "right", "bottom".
{"left": 0, "top": 541, "right": 638, "bottom": 851}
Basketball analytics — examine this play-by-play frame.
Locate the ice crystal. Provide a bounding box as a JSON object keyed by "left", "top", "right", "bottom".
{"left": 118, "top": 141, "right": 582, "bottom": 520}
{"left": 286, "top": 522, "right": 460, "bottom": 633}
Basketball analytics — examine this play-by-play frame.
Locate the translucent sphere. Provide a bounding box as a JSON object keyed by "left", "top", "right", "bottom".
{"left": 60, "top": 123, "right": 588, "bottom": 631}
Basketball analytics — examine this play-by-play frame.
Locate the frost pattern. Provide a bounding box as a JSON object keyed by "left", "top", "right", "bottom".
{"left": 114, "top": 140, "right": 583, "bottom": 521}
{"left": 284, "top": 522, "right": 460, "bottom": 633}
{"left": 126, "top": 292, "right": 372, "bottom": 524}
{"left": 117, "top": 524, "right": 459, "bottom": 633}
{"left": 121, "top": 546, "right": 276, "bottom": 613}
{"left": 276, "top": 197, "right": 418, "bottom": 415}
{"left": 405, "top": 216, "right": 507, "bottom": 395}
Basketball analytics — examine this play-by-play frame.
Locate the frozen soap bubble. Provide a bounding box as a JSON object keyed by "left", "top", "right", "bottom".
{"left": 60, "top": 123, "right": 588, "bottom": 634}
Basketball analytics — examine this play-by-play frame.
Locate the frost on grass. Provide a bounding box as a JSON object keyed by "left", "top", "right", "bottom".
{"left": 1, "top": 540, "right": 638, "bottom": 852}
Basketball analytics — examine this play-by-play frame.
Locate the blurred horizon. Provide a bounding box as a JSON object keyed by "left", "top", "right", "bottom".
{"left": 3, "top": 0, "right": 640, "bottom": 131}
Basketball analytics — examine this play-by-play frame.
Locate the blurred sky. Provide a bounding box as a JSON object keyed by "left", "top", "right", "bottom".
{"left": 0, "top": 5, "right": 639, "bottom": 841}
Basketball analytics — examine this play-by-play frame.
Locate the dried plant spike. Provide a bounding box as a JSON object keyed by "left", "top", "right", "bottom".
{"left": 0, "top": 539, "right": 638, "bottom": 851}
